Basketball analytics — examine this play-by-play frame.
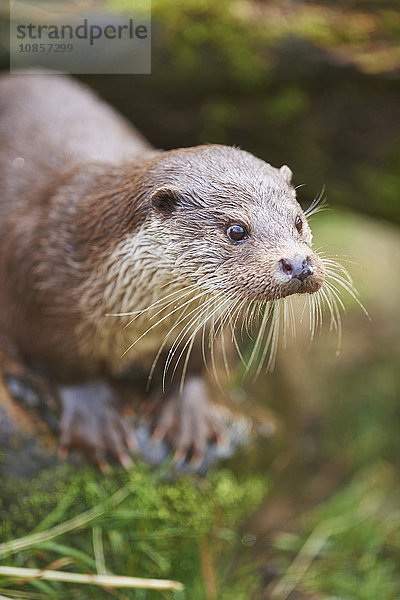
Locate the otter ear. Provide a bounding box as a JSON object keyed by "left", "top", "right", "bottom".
{"left": 280, "top": 165, "right": 293, "bottom": 185}
{"left": 151, "top": 186, "right": 182, "bottom": 216}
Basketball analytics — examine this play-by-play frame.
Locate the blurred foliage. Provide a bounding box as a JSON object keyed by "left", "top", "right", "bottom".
{"left": 87, "top": 0, "right": 400, "bottom": 226}
{"left": 271, "top": 463, "right": 400, "bottom": 599}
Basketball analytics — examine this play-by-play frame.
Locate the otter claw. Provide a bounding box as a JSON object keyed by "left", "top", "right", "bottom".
{"left": 58, "top": 381, "right": 136, "bottom": 469}
{"left": 189, "top": 452, "right": 205, "bottom": 469}
{"left": 215, "top": 429, "right": 228, "bottom": 447}
{"left": 57, "top": 445, "right": 68, "bottom": 461}
{"left": 146, "top": 377, "right": 224, "bottom": 467}
{"left": 125, "top": 432, "right": 139, "bottom": 453}
{"left": 118, "top": 452, "right": 134, "bottom": 469}
{"left": 97, "top": 459, "right": 111, "bottom": 473}
{"left": 173, "top": 448, "right": 187, "bottom": 464}
{"left": 151, "top": 426, "right": 167, "bottom": 443}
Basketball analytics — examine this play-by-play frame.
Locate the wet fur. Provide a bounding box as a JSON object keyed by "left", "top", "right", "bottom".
{"left": 0, "top": 73, "right": 322, "bottom": 381}
{"left": 0, "top": 72, "right": 355, "bottom": 464}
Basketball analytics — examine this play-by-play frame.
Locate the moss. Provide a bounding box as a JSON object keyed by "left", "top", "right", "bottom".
{"left": 0, "top": 463, "right": 267, "bottom": 598}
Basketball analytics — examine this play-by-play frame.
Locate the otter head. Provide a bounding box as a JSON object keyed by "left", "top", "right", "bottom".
{"left": 149, "top": 145, "right": 324, "bottom": 303}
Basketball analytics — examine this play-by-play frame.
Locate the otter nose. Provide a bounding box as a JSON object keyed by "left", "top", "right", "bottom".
{"left": 280, "top": 256, "right": 313, "bottom": 282}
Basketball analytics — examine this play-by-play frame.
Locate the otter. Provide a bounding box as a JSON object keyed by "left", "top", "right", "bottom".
{"left": 0, "top": 72, "right": 326, "bottom": 468}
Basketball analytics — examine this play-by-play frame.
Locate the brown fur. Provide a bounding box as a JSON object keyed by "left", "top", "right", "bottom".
{"left": 0, "top": 72, "right": 325, "bottom": 464}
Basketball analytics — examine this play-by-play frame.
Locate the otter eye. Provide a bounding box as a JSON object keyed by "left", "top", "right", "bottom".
{"left": 295, "top": 215, "right": 303, "bottom": 233}
{"left": 227, "top": 224, "right": 248, "bottom": 242}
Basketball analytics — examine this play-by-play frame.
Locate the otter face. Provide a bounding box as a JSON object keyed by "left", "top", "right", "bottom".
{"left": 150, "top": 145, "right": 324, "bottom": 303}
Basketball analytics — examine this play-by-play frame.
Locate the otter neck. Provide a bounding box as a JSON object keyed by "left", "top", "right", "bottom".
{"left": 67, "top": 157, "right": 189, "bottom": 373}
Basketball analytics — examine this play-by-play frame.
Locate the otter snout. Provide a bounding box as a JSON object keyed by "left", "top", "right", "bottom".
{"left": 273, "top": 252, "right": 324, "bottom": 298}
{"left": 280, "top": 255, "right": 313, "bottom": 282}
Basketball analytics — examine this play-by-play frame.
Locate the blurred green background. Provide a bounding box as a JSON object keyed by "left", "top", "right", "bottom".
{"left": 0, "top": 0, "right": 399, "bottom": 598}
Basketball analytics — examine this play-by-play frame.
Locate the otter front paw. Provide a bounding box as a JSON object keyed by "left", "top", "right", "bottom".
{"left": 58, "top": 381, "right": 136, "bottom": 471}
{"left": 148, "top": 377, "right": 224, "bottom": 466}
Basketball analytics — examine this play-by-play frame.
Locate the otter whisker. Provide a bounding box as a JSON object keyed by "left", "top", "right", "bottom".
{"left": 211, "top": 294, "right": 239, "bottom": 344}
{"left": 162, "top": 294, "right": 216, "bottom": 368}
{"left": 120, "top": 288, "right": 212, "bottom": 358}
{"left": 219, "top": 296, "right": 246, "bottom": 376}
{"left": 252, "top": 305, "right": 276, "bottom": 378}
{"left": 322, "top": 285, "right": 343, "bottom": 355}
{"left": 304, "top": 186, "right": 327, "bottom": 219}
{"left": 298, "top": 290, "right": 310, "bottom": 326}
{"left": 320, "top": 286, "right": 341, "bottom": 334}
{"left": 323, "top": 268, "right": 355, "bottom": 287}
{"left": 317, "top": 288, "right": 324, "bottom": 330}
{"left": 253, "top": 301, "right": 275, "bottom": 371}
{"left": 171, "top": 294, "right": 234, "bottom": 390}
{"left": 123, "top": 283, "right": 198, "bottom": 329}
{"left": 243, "top": 298, "right": 262, "bottom": 340}
{"left": 319, "top": 254, "right": 359, "bottom": 265}
{"left": 248, "top": 299, "right": 262, "bottom": 337}
{"left": 282, "top": 296, "right": 297, "bottom": 349}
{"left": 324, "top": 296, "right": 345, "bottom": 357}
{"left": 229, "top": 297, "right": 249, "bottom": 366}
{"left": 242, "top": 301, "right": 252, "bottom": 339}
{"left": 178, "top": 335, "right": 197, "bottom": 394}
{"left": 268, "top": 299, "right": 282, "bottom": 372}
{"left": 316, "top": 290, "right": 324, "bottom": 334}
{"left": 209, "top": 313, "right": 219, "bottom": 388}
{"left": 313, "top": 245, "right": 331, "bottom": 254}
{"left": 201, "top": 295, "right": 230, "bottom": 352}
{"left": 208, "top": 301, "right": 238, "bottom": 390}
{"left": 200, "top": 295, "right": 235, "bottom": 377}
{"left": 268, "top": 304, "right": 282, "bottom": 372}
{"left": 201, "top": 297, "right": 230, "bottom": 382}
{"left": 183, "top": 298, "right": 235, "bottom": 393}
{"left": 147, "top": 286, "right": 200, "bottom": 322}
{"left": 323, "top": 280, "right": 347, "bottom": 312}
{"left": 308, "top": 293, "right": 316, "bottom": 340}
{"left": 308, "top": 286, "right": 324, "bottom": 341}
{"left": 206, "top": 294, "right": 240, "bottom": 385}
{"left": 231, "top": 296, "right": 248, "bottom": 338}
{"left": 146, "top": 332, "right": 172, "bottom": 391}
{"left": 220, "top": 322, "right": 231, "bottom": 381}
{"left": 164, "top": 293, "right": 228, "bottom": 385}
{"left": 253, "top": 298, "right": 282, "bottom": 379}
{"left": 167, "top": 296, "right": 219, "bottom": 377}
{"left": 323, "top": 264, "right": 354, "bottom": 284}
{"left": 244, "top": 301, "right": 274, "bottom": 376}
{"left": 320, "top": 254, "right": 354, "bottom": 277}
{"left": 324, "top": 271, "right": 369, "bottom": 318}
{"left": 244, "top": 299, "right": 255, "bottom": 338}
{"left": 106, "top": 282, "right": 196, "bottom": 318}
{"left": 201, "top": 313, "right": 210, "bottom": 374}
{"left": 146, "top": 286, "right": 212, "bottom": 391}
{"left": 307, "top": 293, "right": 313, "bottom": 339}
{"left": 288, "top": 295, "right": 297, "bottom": 344}
{"left": 282, "top": 298, "right": 288, "bottom": 349}
{"left": 162, "top": 303, "right": 211, "bottom": 389}
{"left": 202, "top": 294, "right": 246, "bottom": 372}
{"left": 217, "top": 298, "right": 242, "bottom": 378}
{"left": 110, "top": 283, "right": 198, "bottom": 341}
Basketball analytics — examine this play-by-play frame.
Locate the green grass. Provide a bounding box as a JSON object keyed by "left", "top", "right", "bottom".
{"left": 0, "top": 464, "right": 267, "bottom": 599}
{"left": 271, "top": 463, "right": 400, "bottom": 600}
